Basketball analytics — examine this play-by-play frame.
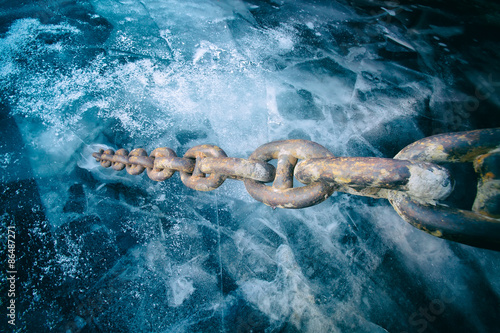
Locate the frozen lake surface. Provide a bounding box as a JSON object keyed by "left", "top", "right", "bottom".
{"left": 1, "top": 0, "right": 500, "bottom": 332}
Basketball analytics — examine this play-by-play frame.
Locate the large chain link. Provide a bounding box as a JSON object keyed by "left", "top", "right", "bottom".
{"left": 92, "top": 128, "right": 500, "bottom": 251}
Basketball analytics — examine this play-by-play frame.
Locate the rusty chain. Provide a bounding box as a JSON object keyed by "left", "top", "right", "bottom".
{"left": 92, "top": 128, "right": 500, "bottom": 251}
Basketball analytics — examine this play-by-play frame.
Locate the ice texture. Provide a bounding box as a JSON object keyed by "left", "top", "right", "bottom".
{"left": 1, "top": 0, "right": 500, "bottom": 332}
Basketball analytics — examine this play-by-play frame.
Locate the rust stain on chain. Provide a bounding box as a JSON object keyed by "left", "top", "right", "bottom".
{"left": 198, "top": 157, "right": 276, "bottom": 183}
{"left": 473, "top": 149, "right": 500, "bottom": 218}
{"left": 92, "top": 128, "right": 500, "bottom": 250}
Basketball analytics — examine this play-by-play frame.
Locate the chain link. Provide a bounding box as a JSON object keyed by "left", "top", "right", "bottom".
{"left": 242, "top": 140, "right": 336, "bottom": 208}
{"left": 388, "top": 128, "right": 500, "bottom": 251}
{"left": 179, "top": 144, "right": 228, "bottom": 191}
{"left": 92, "top": 128, "right": 500, "bottom": 250}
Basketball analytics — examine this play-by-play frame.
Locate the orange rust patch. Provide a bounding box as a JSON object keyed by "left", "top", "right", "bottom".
{"left": 484, "top": 172, "right": 496, "bottom": 180}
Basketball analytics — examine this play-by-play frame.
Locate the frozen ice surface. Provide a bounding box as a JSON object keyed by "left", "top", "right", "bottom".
{"left": 1, "top": 0, "right": 500, "bottom": 332}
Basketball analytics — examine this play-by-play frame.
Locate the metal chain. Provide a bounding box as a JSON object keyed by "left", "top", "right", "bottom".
{"left": 92, "top": 128, "right": 500, "bottom": 251}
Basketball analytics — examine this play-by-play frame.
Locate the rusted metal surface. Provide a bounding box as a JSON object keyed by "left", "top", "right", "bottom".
{"left": 388, "top": 128, "right": 500, "bottom": 250}
{"left": 248, "top": 139, "right": 334, "bottom": 161}
{"left": 473, "top": 149, "right": 500, "bottom": 218}
{"left": 388, "top": 192, "right": 500, "bottom": 251}
{"left": 154, "top": 155, "right": 196, "bottom": 174}
{"left": 91, "top": 128, "right": 500, "bottom": 250}
{"left": 111, "top": 148, "right": 129, "bottom": 171}
{"left": 295, "top": 157, "right": 452, "bottom": 201}
{"left": 244, "top": 181, "right": 335, "bottom": 209}
{"left": 146, "top": 147, "right": 177, "bottom": 181}
{"left": 198, "top": 157, "right": 276, "bottom": 182}
{"left": 126, "top": 148, "right": 150, "bottom": 175}
{"left": 394, "top": 128, "right": 500, "bottom": 163}
{"left": 95, "top": 149, "right": 113, "bottom": 168}
{"left": 180, "top": 145, "right": 228, "bottom": 191}
{"left": 244, "top": 140, "right": 335, "bottom": 208}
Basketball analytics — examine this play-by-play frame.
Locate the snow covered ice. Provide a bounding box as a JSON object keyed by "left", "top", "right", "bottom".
{"left": 1, "top": 0, "right": 500, "bottom": 332}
